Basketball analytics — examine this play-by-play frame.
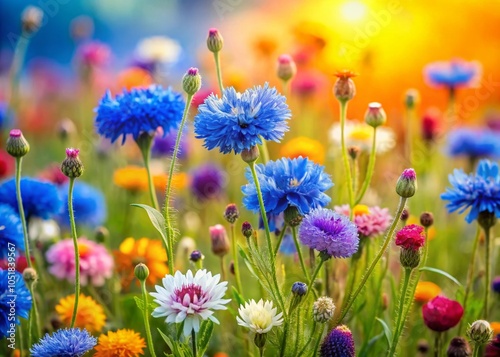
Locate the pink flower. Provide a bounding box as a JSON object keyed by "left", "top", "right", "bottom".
{"left": 334, "top": 205, "right": 392, "bottom": 238}
{"left": 76, "top": 41, "right": 111, "bottom": 67}
{"left": 46, "top": 237, "right": 113, "bottom": 286}
{"left": 395, "top": 224, "right": 425, "bottom": 251}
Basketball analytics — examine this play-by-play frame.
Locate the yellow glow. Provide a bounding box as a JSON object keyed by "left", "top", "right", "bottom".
{"left": 340, "top": 1, "right": 367, "bottom": 22}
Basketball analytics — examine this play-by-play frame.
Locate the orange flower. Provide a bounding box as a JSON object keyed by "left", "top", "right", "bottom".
{"left": 113, "top": 165, "right": 187, "bottom": 193}
{"left": 94, "top": 329, "right": 146, "bottom": 357}
{"left": 114, "top": 237, "right": 168, "bottom": 288}
{"left": 56, "top": 294, "right": 106, "bottom": 333}
{"left": 335, "top": 70, "right": 357, "bottom": 79}
{"left": 280, "top": 137, "right": 325, "bottom": 164}
{"left": 414, "top": 281, "right": 441, "bottom": 303}
{"left": 491, "top": 321, "right": 500, "bottom": 335}
{"left": 117, "top": 67, "right": 153, "bottom": 91}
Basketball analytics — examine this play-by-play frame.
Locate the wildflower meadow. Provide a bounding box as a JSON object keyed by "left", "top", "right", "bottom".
{"left": 0, "top": 1, "right": 500, "bottom": 356}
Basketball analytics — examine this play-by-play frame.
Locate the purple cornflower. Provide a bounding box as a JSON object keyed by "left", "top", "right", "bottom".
{"left": 190, "top": 164, "right": 226, "bottom": 202}
{"left": 151, "top": 128, "right": 189, "bottom": 159}
{"left": 493, "top": 276, "right": 500, "bottom": 293}
{"left": 320, "top": 325, "right": 355, "bottom": 357}
{"left": 299, "top": 208, "right": 359, "bottom": 258}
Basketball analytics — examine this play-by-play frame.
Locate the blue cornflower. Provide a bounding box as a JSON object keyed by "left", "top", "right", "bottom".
{"left": 190, "top": 164, "right": 226, "bottom": 202}
{"left": 0, "top": 269, "right": 32, "bottom": 338}
{"left": 194, "top": 83, "right": 291, "bottom": 154}
{"left": 95, "top": 85, "right": 185, "bottom": 144}
{"left": 441, "top": 159, "right": 500, "bottom": 223}
{"left": 280, "top": 230, "right": 297, "bottom": 255}
{"left": 57, "top": 181, "right": 106, "bottom": 229}
{"left": 242, "top": 157, "right": 333, "bottom": 216}
{"left": 424, "top": 59, "right": 481, "bottom": 88}
{"left": 447, "top": 128, "right": 500, "bottom": 159}
{"left": 0, "top": 101, "right": 6, "bottom": 130}
{"left": 30, "top": 328, "right": 97, "bottom": 357}
{"left": 320, "top": 325, "right": 356, "bottom": 357}
{"left": 0, "top": 204, "right": 24, "bottom": 259}
{"left": 0, "top": 178, "right": 62, "bottom": 220}
{"left": 299, "top": 208, "right": 359, "bottom": 258}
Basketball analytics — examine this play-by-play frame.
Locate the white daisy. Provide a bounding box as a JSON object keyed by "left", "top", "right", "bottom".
{"left": 150, "top": 269, "right": 230, "bottom": 336}
{"left": 329, "top": 120, "right": 396, "bottom": 154}
{"left": 236, "top": 299, "right": 284, "bottom": 334}
{"left": 136, "top": 36, "right": 181, "bottom": 65}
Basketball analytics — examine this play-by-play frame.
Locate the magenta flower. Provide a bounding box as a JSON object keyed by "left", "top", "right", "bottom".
{"left": 334, "top": 205, "right": 392, "bottom": 238}
{"left": 422, "top": 296, "right": 464, "bottom": 332}
{"left": 395, "top": 224, "right": 425, "bottom": 251}
{"left": 76, "top": 41, "right": 111, "bottom": 67}
{"left": 46, "top": 237, "right": 113, "bottom": 286}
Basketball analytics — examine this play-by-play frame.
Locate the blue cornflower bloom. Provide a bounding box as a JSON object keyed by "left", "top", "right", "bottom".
{"left": 280, "top": 230, "right": 297, "bottom": 255}
{"left": 57, "top": 181, "right": 106, "bottom": 229}
{"left": 190, "top": 164, "right": 226, "bottom": 202}
{"left": 95, "top": 85, "right": 185, "bottom": 144}
{"left": 0, "top": 178, "right": 62, "bottom": 220}
{"left": 242, "top": 157, "right": 333, "bottom": 216}
{"left": 447, "top": 128, "right": 500, "bottom": 159}
{"left": 0, "top": 269, "right": 32, "bottom": 338}
{"left": 424, "top": 59, "right": 481, "bottom": 88}
{"left": 0, "top": 204, "right": 24, "bottom": 259}
{"left": 30, "top": 328, "right": 97, "bottom": 357}
{"left": 194, "top": 83, "right": 291, "bottom": 154}
{"left": 441, "top": 159, "right": 500, "bottom": 223}
{"left": 299, "top": 208, "right": 359, "bottom": 258}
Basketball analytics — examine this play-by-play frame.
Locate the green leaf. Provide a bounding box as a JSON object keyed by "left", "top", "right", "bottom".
{"left": 375, "top": 317, "right": 392, "bottom": 346}
{"left": 419, "top": 267, "right": 463, "bottom": 288}
{"left": 232, "top": 286, "right": 245, "bottom": 306}
{"left": 197, "top": 320, "right": 214, "bottom": 357}
{"left": 158, "top": 329, "right": 175, "bottom": 351}
{"left": 133, "top": 296, "right": 158, "bottom": 312}
{"left": 131, "top": 203, "right": 168, "bottom": 244}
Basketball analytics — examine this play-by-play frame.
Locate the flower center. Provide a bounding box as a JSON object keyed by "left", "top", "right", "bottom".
{"left": 174, "top": 283, "right": 205, "bottom": 309}
{"left": 248, "top": 308, "right": 272, "bottom": 330}
{"left": 353, "top": 204, "right": 370, "bottom": 216}
{"left": 78, "top": 242, "right": 92, "bottom": 257}
{"left": 349, "top": 126, "right": 372, "bottom": 141}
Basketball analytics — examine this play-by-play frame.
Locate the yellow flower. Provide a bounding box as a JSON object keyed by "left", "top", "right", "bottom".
{"left": 353, "top": 204, "right": 370, "bottom": 216}
{"left": 280, "top": 137, "right": 325, "bottom": 164}
{"left": 94, "top": 329, "right": 146, "bottom": 357}
{"left": 113, "top": 166, "right": 187, "bottom": 193}
{"left": 114, "top": 237, "right": 168, "bottom": 288}
{"left": 56, "top": 294, "right": 106, "bottom": 333}
{"left": 414, "top": 281, "right": 441, "bottom": 303}
{"left": 329, "top": 120, "right": 396, "bottom": 154}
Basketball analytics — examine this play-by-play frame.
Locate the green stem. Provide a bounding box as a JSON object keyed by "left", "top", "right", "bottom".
{"left": 68, "top": 178, "right": 80, "bottom": 328}
{"left": 458, "top": 225, "right": 481, "bottom": 335}
{"left": 297, "top": 321, "right": 317, "bottom": 357}
{"left": 293, "top": 308, "right": 301, "bottom": 356}
{"left": 274, "top": 224, "right": 288, "bottom": 257}
{"left": 388, "top": 268, "right": 412, "bottom": 356}
{"left": 343, "top": 256, "right": 360, "bottom": 311}
{"left": 213, "top": 52, "right": 224, "bottom": 94}
{"left": 405, "top": 107, "right": 413, "bottom": 165}
{"left": 291, "top": 226, "right": 310, "bottom": 281}
{"left": 304, "top": 259, "right": 325, "bottom": 301}
{"left": 259, "top": 140, "right": 270, "bottom": 163}
{"left": 140, "top": 280, "right": 157, "bottom": 357}
{"left": 139, "top": 136, "right": 159, "bottom": 210}
{"left": 483, "top": 225, "right": 491, "bottom": 319}
{"left": 164, "top": 94, "right": 193, "bottom": 274}
{"left": 355, "top": 127, "right": 377, "bottom": 204}
{"left": 27, "top": 283, "right": 40, "bottom": 345}
{"left": 230, "top": 224, "right": 243, "bottom": 294}
{"left": 313, "top": 324, "right": 327, "bottom": 357}
{"left": 220, "top": 255, "right": 226, "bottom": 281}
{"left": 434, "top": 332, "right": 442, "bottom": 357}
{"left": 336, "top": 196, "right": 407, "bottom": 325}
{"left": 339, "top": 100, "right": 355, "bottom": 215}
{"left": 192, "top": 329, "right": 197, "bottom": 357}
{"left": 15, "top": 157, "right": 31, "bottom": 267}
{"left": 7, "top": 33, "right": 30, "bottom": 124}
{"left": 279, "top": 321, "right": 289, "bottom": 357}
{"left": 472, "top": 344, "right": 480, "bottom": 357}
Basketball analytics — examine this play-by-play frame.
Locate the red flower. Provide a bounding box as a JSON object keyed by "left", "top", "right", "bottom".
{"left": 0, "top": 149, "right": 14, "bottom": 179}
{"left": 395, "top": 224, "right": 425, "bottom": 251}
{"left": 422, "top": 108, "right": 441, "bottom": 142}
{"left": 422, "top": 296, "right": 464, "bottom": 332}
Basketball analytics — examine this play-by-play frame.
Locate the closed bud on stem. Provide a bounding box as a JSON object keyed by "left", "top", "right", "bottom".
{"left": 6, "top": 129, "right": 30, "bottom": 158}
{"left": 182, "top": 67, "right": 202, "bottom": 95}
{"left": 94, "top": 226, "right": 109, "bottom": 243}
{"left": 405, "top": 89, "right": 420, "bottom": 109}
{"left": 134, "top": 263, "right": 149, "bottom": 281}
{"left": 477, "top": 210, "right": 497, "bottom": 231}
{"left": 467, "top": 320, "right": 493, "bottom": 346}
{"left": 347, "top": 146, "right": 360, "bottom": 160}
{"left": 241, "top": 221, "right": 253, "bottom": 239}
{"left": 241, "top": 146, "right": 260, "bottom": 163}
{"left": 365, "top": 102, "right": 386, "bottom": 128}
{"left": 284, "top": 206, "right": 303, "bottom": 227}
{"left": 420, "top": 212, "right": 434, "bottom": 228}
{"left": 210, "top": 224, "right": 230, "bottom": 257}
{"left": 61, "top": 148, "right": 84, "bottom": 178}
{"left": 277, "top": 54, "right": 297, "bottom": 82}
{"left": 207, "top": 28, "right": 223, "bottom": 53}
{"left": 189, "top": 250, "right": 204, "bottom": 263}
{"left": 333, "top": 70, "right": 356, "bottom": 102}
{"left": 289, "top": 282, "right": 308, "bottom": 313}
{"left": 396, "top": 168, "right": 417, "bottom": 198}
{"left": 447, "top": 337, "right": 472, "bottom": 357}
{"left": 21, "top": 6, "right": 43, "bottom": 35}
{"left": 313, "top": 296, "right": 335, "bottom": 323}
{"left": 400, "top": 248, "right": 421, "bottom": 269}
{"left": 401, "top": 208, "right": 410, "bottom": 223}
{"left": 22, "top": 268, "right": 37, "bottom": 284}
{"left": 224, "top": 203, "right": 239, "bottom": 224}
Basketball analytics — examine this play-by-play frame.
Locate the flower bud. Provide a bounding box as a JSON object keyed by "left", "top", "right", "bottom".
{"left": 347, "top": 146, "right": 360, "bottom": 160}
{"left": 21, "top": 6, "right": 43, "bottom": 35}
{"left": 401, "top": 208, "right": 410, "bottom": 222}
{"left": 224, "top": 203, "right": 239, "bottom": 224}
{"left": 289, "top": 282, "right": 308, "bottom": 313}
{"left": 381, "top": 293, "right": 388, "bottom": 311}
{"left": 333, "top": 70, "right": 356, "bottom": 102}
{"left": 396, "top": 168, "right": 417, "bottom": 198}
{"left": 210, "top": 224, "right": 230, "bottom": 257}
{"left": 241, "top": 221, "right": 253, "bottom": 239}
{"left": 364, "top": 102, "right": 387, "bottom": 128}
{"left": 277, "top": 54, "right": 296, "bottom": 82}
{"left": 94, "top": 226, "right": 109, "bottom": 243}
{"left": 241, "top": 146, "right": 260, "bottom": 163}
{"left": 400, "top": 248, "right": 421, "bottom": 269}
{"left": 134, "top": 263, "right": 149, "bottom": 281}
{"left": 229, "top": 261, "right": 235, "bottom": 275}
{"left": 6, "top": 129, "right": 30, "bottom": 158}
{"left": 313, "top": 296, "right": 335, "bottom": 323}
{"left": 420, "top": 212, "right": 434, "bottom": 228}
{"left": 22, "top": 268, "right": 37, "bottom": 283}
{"left": 190, "top": 250, "right": 204, "bottom": 262}
{"left": 182, "top": 67, "right": 202, "bottom": 95}
{"left": 467, "top": 320, "right": 493, "bottom": 345}
{"left": 177, "top": 236, "right": 196, "bottom": 257}
{"left": 61, "top": 148, "right": 84, "bottom": 178}
{"left": 284, "top": 206, "right": 303, "bottom": 227}
{"left": 417, "top": 339, "right": 429, "bottom": 354}
{"left": 405, "top": 89, "right": 420, "bottom": 109}
{"left": 477, "top": 211, "right": 497, "bottom": 231}
{"left": 207, "top": 28, "right": 223, "bottom": 53}
{"left": 447, "top": 337, "right": 472, "bottom": 357}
